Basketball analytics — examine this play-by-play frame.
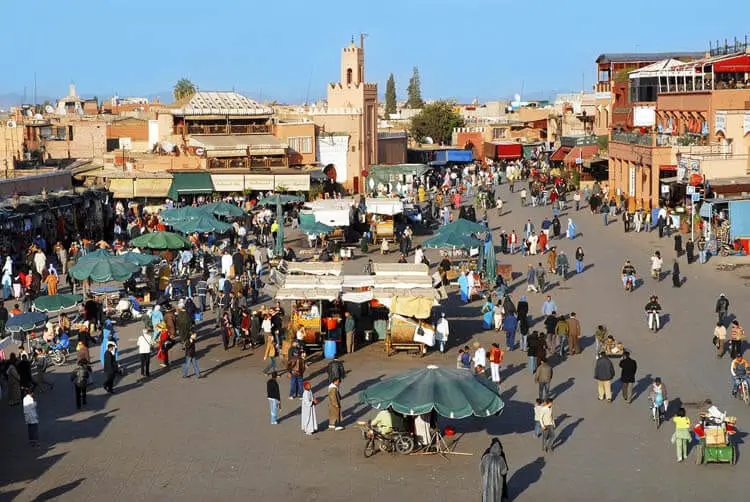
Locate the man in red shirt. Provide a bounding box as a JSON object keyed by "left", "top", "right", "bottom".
{"left": 489, "top": 343, "right": 503, "bottom": 390}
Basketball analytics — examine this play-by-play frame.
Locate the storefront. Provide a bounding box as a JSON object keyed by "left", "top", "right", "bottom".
{"left": 166, "top": 172, "right": 215, "bottom": 200}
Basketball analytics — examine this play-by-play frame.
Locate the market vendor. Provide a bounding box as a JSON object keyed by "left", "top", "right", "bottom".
{"left": 603, "top": 335, "right": 617, "bottom": 354}
{"left": 370, "top": 409, "right": 406, "bottom": 434}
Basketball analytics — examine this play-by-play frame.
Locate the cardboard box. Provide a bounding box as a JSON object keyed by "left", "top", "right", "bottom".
{"left": 705, "top": 428, "right": 726, "bottom": 446}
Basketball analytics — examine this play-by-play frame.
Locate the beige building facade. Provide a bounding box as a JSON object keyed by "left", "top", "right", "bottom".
{"left": 311, "top": 40, "right": 378, "bottom": 191}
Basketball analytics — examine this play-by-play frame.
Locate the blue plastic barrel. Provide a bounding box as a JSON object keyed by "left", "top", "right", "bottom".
{"left": 324, "top": 339, "right": 337, "bottom": 359}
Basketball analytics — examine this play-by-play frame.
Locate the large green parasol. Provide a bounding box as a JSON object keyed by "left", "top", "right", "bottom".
{"left": 438, "top": 218, "right": 487, "bottom": 235}
{"left": 159, "top": 206, "right": 208, "bottom": 223}
{"left": 120, "top": 251, "right": 161, "bottom": 266}
{"left": 171, "top": 214, "right": 233, "bottom": 234}
{"left": 130, "top": 231, "right": 191, "bottom": 250}
{"left": 32, "top": 294, "right": 83, "bottom": 314}
{"left": 257, "top": 194, "right": 304, "bottom": 256}
{"left": 358, "top": 365, "right": 504, "bottom": 419}
{"left": 203, "top": 201, "right": 247, "bottom": 218}
{"left": 298, "top": 221, "right": 334, "bottom": 235}
{"left": 69, "top": 253, "right": 140, "bottom": 282}
{"left": 423, "top": 225, "right": 482, "bottom": 250}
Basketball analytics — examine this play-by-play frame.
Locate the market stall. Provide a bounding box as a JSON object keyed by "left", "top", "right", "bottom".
{"left": 366, "top": 198, "right": 404, "bottom": 243}
{"left": 376, "top": 287, "right": 439, "bottom": 356}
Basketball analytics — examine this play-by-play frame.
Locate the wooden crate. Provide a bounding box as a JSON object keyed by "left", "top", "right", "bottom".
{"left": 705, "top": 428, "right": 726, "bottom": 446}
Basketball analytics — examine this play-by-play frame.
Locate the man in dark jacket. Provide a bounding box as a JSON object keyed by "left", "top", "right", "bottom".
{"left": 103, "top": 343, "right": 118, "bottom": 393}
{"left": 175, "top": 301, "right": 192, "bottom": 344}
{"left": 595, "top": 353, "right": 615, "bottom": 402}
{"left": 327, "top": 357, "right": 346, "bottom": 383}
{"left": 544, "top": 312, "right": 558, "bottom": 356}
{"left": 618, "top": 351, "right": 637, "bottom": 403}
{"left": 715, "top": 294, "right": 730, "bottom": 325}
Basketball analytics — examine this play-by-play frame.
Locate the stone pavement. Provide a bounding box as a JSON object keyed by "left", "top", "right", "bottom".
{"left": 1, "top": 184, "right": 749, "bottom": 501}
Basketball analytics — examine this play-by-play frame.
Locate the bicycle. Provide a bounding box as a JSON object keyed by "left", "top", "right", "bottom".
{"left": 649, "top": 398, "right": 665, "bottom": 429}
{"left": 734, "top": 378, "right": 750, "bottom": 406}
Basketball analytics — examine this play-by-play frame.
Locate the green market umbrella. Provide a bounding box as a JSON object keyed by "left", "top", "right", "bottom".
{"left": 171, "top": 214, "right": 233, "bottom": 234}
{"left": 258, "top": 194, "right": 304, "bottom": 256}
{"left": 423, "top": 226, "right": 482, "bottom": 250}
{"left": 130, "top": 231, "right": 190, "bottom": 250}
{"left": 438, "top": 218, "right": 487, "bottom": 236}
{"left": 6, "top": 312, "right": 48, "bottom": 335}
{"left": 32, "top": 294, "right": 83, "bottom": 314}
{"left": 160, "top": 206, "right": 209, "bottom": 223}
{"left": 204, "top": 201, "right": 247, "bottom": 218}
{"left": 120, "top": 251, "right": 161, "bottom": 266}
{"left": 299, "top": 221, "right": 334, "bottom": 235}
{"left": 76, "top": 249, "right": 115, "bottom": 262}
{"left": 359, "top": 365, "right": 504, "bottom": 419}
{"left": 69, "top": 253, "right": 139, "bottom": 283}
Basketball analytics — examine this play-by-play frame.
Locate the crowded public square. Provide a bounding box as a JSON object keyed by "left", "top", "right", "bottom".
{"left": 4, "top": 3, "right": 750, "bottom": 500}
{"left": 0, "top": 164, "right": 748, "bottom": 501}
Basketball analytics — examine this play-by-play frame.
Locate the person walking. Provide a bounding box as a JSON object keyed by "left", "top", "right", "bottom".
{"left": 534, "top": 357, "right": 553, "bottom": 401}
{"left": 526, "top": 264, "right": 538, "bottom": 293}
{"left": 262, "top": 336, "right": 278, "bottom": 374}
{"left": 527, "top": 331, "right": 539, "bottom": 374}
{"left": 517, "top": 296, "right": 529, "bottom": 351}
{"left": 502, "top": 313, "right": 518, "bottom": 351}
{"left": 102, "top": 343, "right": 118, "bottom": 394}
{"left": 595, "top": 353, "right": 615, "bottom": 402}
{"left": 539, "top": 398, "right": 556, "bottom": 453}
{"left": 480, "top": 438, "right": 509, "bottom": 502}
{"left": 672, "top": 407, "right": 692, "bottom": 462}
{"left": 574, "top": 247, "right": 585, "bottom": 274}
{"left": 327, "top": 356, "right": 346, "bottom": 383}
{"left": 685, "top": 238, "right": 695, "bottom": 264}
{"left": 715, "top": 294, "right": 730, "bottom": 325}
{"left": 344, "top": 311, "right": 356, "bottom": 354}
{"left": 70, "top": 359, "right": 92, "bottom": 410}
{"left": 23, "top": 388, "right": 40, "bottom": 447}
{"left": 266, "top": 372, "right": 281, "bottom": 424}
{"left": 287, "top": 350, "right": 306, "bottom": 399}
{"left": 181, "top": 332, "right": 200, "bottom": 379}
{"left": 567, "top": 312, "right": 581, "bottom": 355}
{"left": 137, "top": 329, "right": 153, "bottom": 379}
{"left": 328, "top": 377, "right": 344, "bottom": 430}
{"left": 301, "top": 381, "right": 318, "bottom": 436}
{"left": 618, "top": 351, "right": 637, "bottom": 403}
{"left": 489, "top": 343, "right": 503, "bottom": 390}
{"left": 715, "top": 321, "right": 728, "bottom": 357}
{"left": 433, "top": 312, "right": 450, "bottom": 353}
{"left": 730, "top": 319, "right": 745, "bottom": 358}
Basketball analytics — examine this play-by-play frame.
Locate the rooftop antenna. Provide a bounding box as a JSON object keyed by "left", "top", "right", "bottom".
{"left": 34, "top": 72, "right": 37, "bottom": 106}
{"left": 304, "top": 67, "right": 313, "bottom": 106}
{"left": 360, "top": 33, "right": 368, "bottom": 49}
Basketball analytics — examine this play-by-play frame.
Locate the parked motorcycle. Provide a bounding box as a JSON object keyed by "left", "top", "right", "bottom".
{"left": 359, "top": 422, "right": 415, "bottom": 458}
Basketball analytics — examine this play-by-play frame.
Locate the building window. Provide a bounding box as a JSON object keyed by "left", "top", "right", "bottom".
{"left": 287, "top": 136, "right": 312, "bottom": 154}
{"left": 492, "top": 127, "right": 507, "bottom": 139}
{"left": 598, "top": 70, "right": 610, "bottom": 82}
{"left": 347, "top": 68, "right": 353, "bottom": 84}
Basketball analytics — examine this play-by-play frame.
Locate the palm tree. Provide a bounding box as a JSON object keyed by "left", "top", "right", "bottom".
{"left": 173, "top": 78, "right": 197, "bottom": 101}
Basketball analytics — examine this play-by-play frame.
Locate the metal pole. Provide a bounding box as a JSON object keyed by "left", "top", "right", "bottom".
{"left": 691, "top": 197, "right": 695, "bottom": 241}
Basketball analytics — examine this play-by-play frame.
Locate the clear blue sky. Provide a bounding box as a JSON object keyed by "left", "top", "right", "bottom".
{"left": 4, "top": 0, "right": 750, "bottom": 104}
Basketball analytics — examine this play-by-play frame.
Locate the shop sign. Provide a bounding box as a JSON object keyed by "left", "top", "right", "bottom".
{"left": 690, "top": 159, "right": 700, "bottom": 173}
{"left": 244, "top": 174, "right": 275, "bottom": 191}
{"left": 628, "top": 167, "right": 636, "bottom": 197}
{"left": 661, "top": 185, "right": 670, "bottom": 194}
{"left": 210, "top": 175, "right": 245, "bottom": 192}
{"left": 744, "top": 112, "right": 750, "bottom": 135}
{"left": 274, "top": 174, "right": 310, "bottom": 192}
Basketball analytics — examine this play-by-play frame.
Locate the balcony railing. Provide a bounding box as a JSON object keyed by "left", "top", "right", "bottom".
{"left": 611, "top": 131, "right": 656, "bottom": 146}
{"left": 207, "top": 156, "right": 287, "bottom": 170}
{"left": 174, "top": 124, "right": 271, "bottom": 136}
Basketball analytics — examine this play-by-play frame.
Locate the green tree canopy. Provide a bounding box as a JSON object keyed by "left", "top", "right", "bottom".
{"left": 409, "top": 101, "right": 464, "bottom": 145}
{"left": 385, "top": 73, "right": 397, "bottom": 116}
{"left": 174, "top": 78, "right": 197, "bottom": 101}
{"left": 406, "top": 66, "right": 424, "bottom": 108}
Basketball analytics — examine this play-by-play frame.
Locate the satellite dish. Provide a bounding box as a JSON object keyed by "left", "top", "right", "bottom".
{"left": 424, "top": 136, "right": 434, "bottom": 144}
{"left": 195, "top": 147, "right": 205, "bottom": 156}
{"left": 45, "top": 105, "right": 54, "bottom": 114}
{"left": 6, "top": 120, "right": 16, "bottom": 128}
{"left": 514, "top": 93, "right": 521, "bottom": 102}
{"left": 34, "top": 113, "right": 43, "bottom": 120}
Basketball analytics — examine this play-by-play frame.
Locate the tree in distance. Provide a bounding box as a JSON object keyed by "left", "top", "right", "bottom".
{"left": 385, "top": 73, "right": 397, "bottom": 116}
{"left": 409, "top": 101, "right": 464, "bottom": 145}
{"left": 174, "top": 78, "right": 197, "bottom": 101}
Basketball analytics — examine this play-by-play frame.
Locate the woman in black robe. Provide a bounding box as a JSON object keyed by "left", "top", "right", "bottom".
{"left": 672, "top": 259, "right": 681, "bottom": 288}
{"left": 481, "top": 438, "right": 509, "bottom": 502}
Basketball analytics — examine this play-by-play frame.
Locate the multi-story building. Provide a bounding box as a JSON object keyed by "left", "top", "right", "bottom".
{"left": 608, "top": 45, "right": 750, "bottom": 207}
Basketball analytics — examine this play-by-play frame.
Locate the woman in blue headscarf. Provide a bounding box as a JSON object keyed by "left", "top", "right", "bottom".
{"left": 100, "top": 319, "right": 119, "bottom": 367}
{"left": 481, "top": 298, "right": 494, "bottom": 330}
{"left": 567, "top": 218, "right": 577, "bottom": 239}
{"left": 457, "top": 271, "right": 469, "bottom": 303}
